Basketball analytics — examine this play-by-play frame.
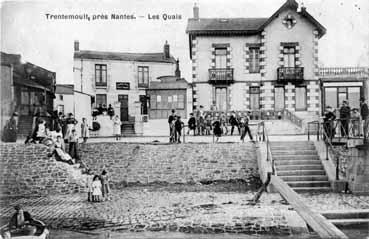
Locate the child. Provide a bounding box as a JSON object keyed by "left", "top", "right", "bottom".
{"left": 187, "top": 113, "right": 196, "bottom": 135}
{"left": 212, "top": 119, "right": 222, "bottom": 142}
{"left": 92, "top": 175, "right": 102, "bottom": 202}
{"left": 81, "top": 118, "right": 90, "bottom": 143}
{"left": 113, "top": 115, "right": 122, "bottom": 141}
{"left": 174, "top": 116, "right": 184, "bottom": 143}
{"left": 205, "top": 115, "right": 212, "bottom": 135}
{"left": 86, "top": 171, "right": 94, "bottom": 202}
{"left": 100, "top": 170, "right": 110, "bottom": 201}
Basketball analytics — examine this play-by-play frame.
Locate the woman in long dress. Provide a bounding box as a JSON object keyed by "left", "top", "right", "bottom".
{"left": 64, "top": 113, "right": 78, "bottom": 142}
{"left": 92, "top": 175, "right": 102, "bottom": 202}
{"left": 113, "top": 115, "right": 122, "bottom": 140}
{"left": 81, "top": 118, "right": 90, "bottom": 143}
{"left": 100, "top": 170, "right": 110, "bottom": 201}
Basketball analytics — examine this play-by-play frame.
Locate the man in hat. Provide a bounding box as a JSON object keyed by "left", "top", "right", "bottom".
{"left": 8, "top": 205, "right": 36, "bottom": 236}
{"left": 339, "top": 100, "right": 351, "bottom": 137}
{"left": 360, "top": 97, "right": 369, "bottom": 142}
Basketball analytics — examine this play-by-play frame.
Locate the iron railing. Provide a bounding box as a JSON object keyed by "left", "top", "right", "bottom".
{"left": 319, "top": 67, "right": 369, "bottom": 77}
{"left": 282, "top": 109, "right": 303, "bottom": 128}
{"left": 208, "top": 68, "right": 234, "bottom": 84}
{"left": 277, "top": 67, "right": 304, "bottom": 84}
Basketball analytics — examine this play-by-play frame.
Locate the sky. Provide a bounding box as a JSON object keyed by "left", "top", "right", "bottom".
{"left": 1, "top": 0, "right": 368, "bottom": 84}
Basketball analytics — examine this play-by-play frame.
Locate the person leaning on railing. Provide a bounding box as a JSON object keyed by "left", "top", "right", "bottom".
{"left": 360, "top": 97, "right": 369, "bottom": 142}
{"left": 323, "top": 106, "right": 336, "bottom": 141}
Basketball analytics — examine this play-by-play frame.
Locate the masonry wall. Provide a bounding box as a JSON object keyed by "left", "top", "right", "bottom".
{"left": 0, "top": 142, "right": 259, "bottom": 195}
{"left": 0, "top": 143, "right": 87, "bottom": 196}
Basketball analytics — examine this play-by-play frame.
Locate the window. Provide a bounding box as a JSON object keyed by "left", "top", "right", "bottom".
{"left": 215, "top": 87, "right": 227, "bottom": 111}
{"left": 138, "top": 66, "right": 149, "bottom": 88}
{"left": 95, "top": 64, "right": 107, "bottom": 86}
{"left": 249, "top": 47, "right": 260, "bottom": 73}
{"left": 295, "top": 87, "right": 307, "bottom": 111}
{"left": 150, "top": 95, "right": 157, "bottom": 109}
{"left": 96, "top": 94, "right": 107, "bottom": 107}
{"left": 57, "top": 105, "right": 64, "bottom": 114}
{"left": 250, "top": 87, "right": 260, "bottom": 110}
{"left": 274, "top": 87, "right": 285, "bottom": 111}
{"left": 215, "top": 48, "right": 227, "bottom": 69}
{"left": 140, "top": 95, "right": 148, "bottom": 115}
{"left": 59, "top": 94, "right": 63, "bottom": 101}
{"left": 177, "top": 94, "right": 185, "bottom": 109}
{"left": 172, "top": 95, "right": 178, "bottom": 109}
{"left": 325, "top": 88, "right": 338, "bottom": 109}
{"left": 156, "top": 95, "right": 162, "bottom": 109}
{"left": 283, "top": 47, "right": 295, "bottom": 67}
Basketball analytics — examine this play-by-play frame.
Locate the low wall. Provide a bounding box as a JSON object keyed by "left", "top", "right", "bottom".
{"left": 80, "top": 142, "right": 259, "bottom": 187}
{"left": 0, "top": 142, "right": 259, "bottom": 196}
{"left": 0, "top": 143, "right": 86, "bottom": 196}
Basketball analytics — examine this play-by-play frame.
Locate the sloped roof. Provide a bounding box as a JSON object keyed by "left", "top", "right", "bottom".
{"left": 55, "top": 84, "right": 74, "bottom": 95}
{"left": 1, "top": 52, "right": 21, "bottom": 65}
{"left": 149, "top": 77, "right": 189, "bottom": 90}
{"left": 74, "top": 50, "right": 176, "bottom": 64}
{"left": 186, "top": 18, "right": 268, "bottom": 34}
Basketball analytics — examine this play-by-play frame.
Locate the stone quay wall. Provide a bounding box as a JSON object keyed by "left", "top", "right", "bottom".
{"left": 79, "top": 143, "right": 259, "bottom": 188}
{"left": 0, "top": 143, "right": 87, "bottom": 196}
{"left": 0, "top": 142, "right": 259, "bottom": 195}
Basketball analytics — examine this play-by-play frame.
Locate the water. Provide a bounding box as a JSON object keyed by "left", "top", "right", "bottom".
{"left": 50, "top": 227, "right": 369, "bottom": 239}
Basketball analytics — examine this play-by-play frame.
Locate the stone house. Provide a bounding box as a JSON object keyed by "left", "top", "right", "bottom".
{"left": 186, "top": 0, "right": 326, "bottom": 119}
{"left": 73, "top": 41, "right": 178, "bottom": 133}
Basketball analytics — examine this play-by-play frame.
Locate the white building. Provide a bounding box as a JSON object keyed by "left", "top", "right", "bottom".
{"left": 73, "top": 41, "right": 180, "bottom": 135}
{"left": 54, "top": 84, "right": 74, "bottom": 115}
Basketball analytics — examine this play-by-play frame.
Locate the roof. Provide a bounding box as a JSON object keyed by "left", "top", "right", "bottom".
{"left": 186, "top": 18, "right": 268, "bottom": 34}
{"left": 149, "top": 77, "right": 189, "bottom": 90}
{"left": 186, "top": 0, "right": 326, "bottom": 37}
{"left": 1, "top": 52, "right": 21, "bottom": 65}
{"left": 55, "top": 84, "right": 74, "bottom": 95}
{"left": 74, "top": 50, "right": 176, "bottom": 64}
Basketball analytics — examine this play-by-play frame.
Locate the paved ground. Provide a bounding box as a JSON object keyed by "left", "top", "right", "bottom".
{"left": 1, "top": 185, "right": 368, "bottom": 234}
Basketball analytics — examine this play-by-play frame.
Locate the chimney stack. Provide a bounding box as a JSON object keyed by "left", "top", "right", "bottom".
{"left": 193, "top": 3, "right": 199, "bottom": 20}
{"left": 175, "top": 58, "right": 181, "bottom": 78}
{"left": 74, "top": 40, "right": 79, "bottom": 51}
{"left": 164, "top": 41, "right": 170, "bottom": 59}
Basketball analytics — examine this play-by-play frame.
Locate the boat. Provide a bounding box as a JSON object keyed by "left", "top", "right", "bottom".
{"left": 0, "top": 219, "right": 49, "bottom": 239}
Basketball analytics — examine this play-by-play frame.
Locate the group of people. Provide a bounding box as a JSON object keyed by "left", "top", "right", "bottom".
{"left": 323, "top": 97, "right": 369, "bottom": 142}
{"left": 168, "top": 108, "right": 254, "bottom": 143}
{"left": 92, "top": 104, "right": 115, "bottom": 120}
{"left": 86, "top": 170, "right": 110, "bottom": 202}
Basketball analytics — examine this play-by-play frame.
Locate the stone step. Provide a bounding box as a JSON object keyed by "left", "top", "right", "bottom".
{"left": 272, "top": 150, "right": 318, "bottom": 155}
{"left": 292, "top": 187, "right": 332, "bottom": 193}
{"left": 275, "top": 160, "right": 322, "bottom": 166}
{"left": 280, "top": 175, "right": 329, "bottom": 182}
{"left": 321, "top": 210, "right": 369, "bottom": 220}
{"left": 328, "top": 218, "right": 369, "bottom": 226}
{"left": 287, "top": 181, "right": 331, "bottom": 188}
{"left": 276, "top": 164, "right": 324, "bottom": 171}
{"left": 277, "top": 170, "right": 326, "bottom": 176}
{"left": 273, "top": 155, "right": 320, "bottom": 160}
{"left": 271, "top": 141, "right": 314, "bottom": 146}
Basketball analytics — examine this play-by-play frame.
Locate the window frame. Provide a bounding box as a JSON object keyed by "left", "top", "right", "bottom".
{"left": 138, "top": 66, "right": 149, "bottom": 88}
{"left": 249, "top": 47, "right": 260, "bottom": 73}
{"left": 215, "top": 48, "right": 227, "bottom": 69}
{"left": 95, "top": 64, "right": 107, "bottom": 87}
{"left": 96, "top": 94, "right": 107, "bottom": 107}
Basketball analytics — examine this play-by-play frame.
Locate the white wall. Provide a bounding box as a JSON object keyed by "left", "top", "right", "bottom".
{"left": 74, "top": 92, "right": 92, "bottom": 136}
{"left": 54, "top": 94, "right": 74, "bottom": 115}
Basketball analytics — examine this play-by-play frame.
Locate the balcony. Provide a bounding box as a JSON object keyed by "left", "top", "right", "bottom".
{"left": 95, "top": 81, "right": 107, "bottom": 88}
{"left": 277, "top": 67, "right": 304, "bottom": 84}
{"left": 208, "top": 68, "right": 234, "bottom": 85}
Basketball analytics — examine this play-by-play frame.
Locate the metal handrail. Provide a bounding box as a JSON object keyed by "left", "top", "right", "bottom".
{"left": 258, "top": 121, "right": 275, "bottom": 175}
{"left": 283, "top": 109, "right": 303, "bottom": 128}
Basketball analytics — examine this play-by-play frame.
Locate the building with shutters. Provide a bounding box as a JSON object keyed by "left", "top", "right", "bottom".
{"left": 73, "top": 40, "right": 178, "bottom": 125}
{"left": 186, "top": 0, "right": 327, "bottom": 118}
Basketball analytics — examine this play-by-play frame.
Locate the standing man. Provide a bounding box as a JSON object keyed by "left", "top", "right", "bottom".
{"left": 339, "top": 100, "right": 351, "bottom": 137}
{"left": 168, "top": 109, "right": 176, "bottom": 142}
{"left": 240, "top": 111, "right": 254, "bottom": 142}
{"left": 360, "top": 97, "right": 369, "bottom": 143}
{"left": 229, "top": 112, "right": 240, "bottom": 135}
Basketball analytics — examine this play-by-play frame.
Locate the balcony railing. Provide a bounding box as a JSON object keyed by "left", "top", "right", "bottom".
{"left": 277, "top": 67, "right": 304, "bottom": 84}
{"left": 95, "top": 81, "right": 107, "bottom": 87}
{"left": 319, "top": 67, "right": 369, "bottom": 77}
{"left": 208, "top": 68, "right": 234, "bottom": 85}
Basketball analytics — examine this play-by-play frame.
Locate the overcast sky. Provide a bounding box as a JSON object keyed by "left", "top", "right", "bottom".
{"left": 1, "top": 0, "right": 368, "bottom": 84}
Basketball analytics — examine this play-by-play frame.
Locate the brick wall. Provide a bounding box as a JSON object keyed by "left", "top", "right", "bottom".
{"left": 0, "top": 142, "right": 259, "bottom": 195}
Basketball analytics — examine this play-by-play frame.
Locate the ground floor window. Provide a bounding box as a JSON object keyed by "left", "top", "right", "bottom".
{"left": 295, "top": 87, "right": 307, "bottom": 111}
{"left": 274, "top": 87, "right": 285, "bottom": 111}
{"left": 324, "top": 86, "right": 361, "bottom": 110}
{"left": 250, "top": 87, "right": 260, "bottom": 110}
{"left": 215, "top": 87, "right": 227, "bottom": 111}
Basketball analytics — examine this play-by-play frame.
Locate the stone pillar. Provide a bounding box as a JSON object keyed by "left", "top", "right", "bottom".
{"left": 347, "top": 144, "right": 369, "bottom": 194}
{"left": 192, "top": 37, "right": 198, "bottom": 110}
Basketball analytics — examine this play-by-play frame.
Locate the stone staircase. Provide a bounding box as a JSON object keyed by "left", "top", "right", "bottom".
{"left": 271, "top": 141, "right": 331, "bottom": 192}
{"left": 121, "top": 123, "right": 135, "bottom": 136}
{"left": 17, "top": 115, "right": 33, "bottom": 138}
{"left": 265, "top": 120, "right": 304, "bottom": 135}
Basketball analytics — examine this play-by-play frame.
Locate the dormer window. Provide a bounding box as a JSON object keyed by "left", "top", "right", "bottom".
{"left": 282, "top": 14, "right": 296, "bottom": 29}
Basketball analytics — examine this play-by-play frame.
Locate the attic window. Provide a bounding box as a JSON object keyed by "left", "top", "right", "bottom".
{"left": 282, "top": 14, "right": 297, "bottom": 29}
{"left": 219, "top": 19, "right": 229, "bottom": 23}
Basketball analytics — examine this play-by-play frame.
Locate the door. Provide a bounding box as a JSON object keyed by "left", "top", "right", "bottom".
{"left": 295, "top": 87, "right": 307, "bottom": 111}
{"left": 139, "top": 95, "right": 148, "bottom": 115}
{"left": 250, "top": 87, "right": 260, "bottom": 110}
{"left": 274, "top": 87, "right": 285, "bottom": 111}
{"left": 118, "top": 95, "right": 129, "bottom": 121}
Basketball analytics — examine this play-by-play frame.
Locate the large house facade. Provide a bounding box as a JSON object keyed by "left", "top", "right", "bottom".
{"left": 186, "top": 0, "right": 326, "bottom": 118}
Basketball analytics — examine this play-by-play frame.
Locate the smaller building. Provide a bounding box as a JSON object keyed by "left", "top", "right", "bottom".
{"left": 54, "top": 84, "right": 74, "bottom": 115}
